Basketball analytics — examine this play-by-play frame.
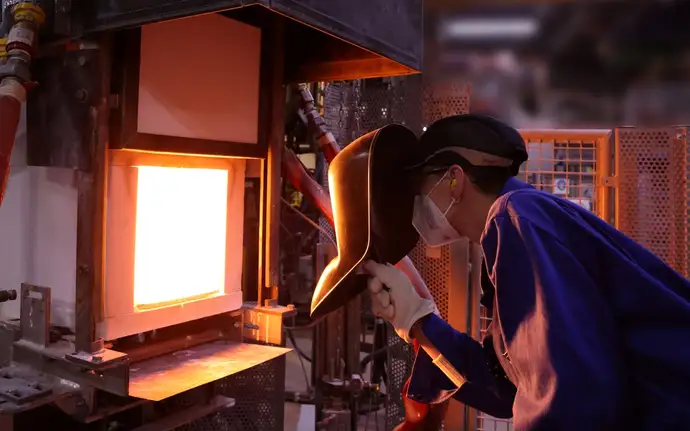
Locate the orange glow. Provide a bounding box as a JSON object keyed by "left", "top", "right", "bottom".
{"left": 133, "top": 166, "right": 228, "bottom": 309}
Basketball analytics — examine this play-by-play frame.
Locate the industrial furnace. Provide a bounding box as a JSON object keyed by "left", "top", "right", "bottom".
{"left": 0, "top": 1, "right": 423, "bottom": 429}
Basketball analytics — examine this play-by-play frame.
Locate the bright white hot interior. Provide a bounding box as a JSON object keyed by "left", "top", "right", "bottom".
{"left": 133, "top": 166, "right": 229, "bottom": 309}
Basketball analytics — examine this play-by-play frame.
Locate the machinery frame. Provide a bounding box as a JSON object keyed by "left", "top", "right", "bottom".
{"left": 0, "top": 1, "right": 424, "bottom": 429}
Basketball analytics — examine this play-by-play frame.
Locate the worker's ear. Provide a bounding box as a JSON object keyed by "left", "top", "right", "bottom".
{"left": 448, "top": 165, "right": 465, "bottom": 201}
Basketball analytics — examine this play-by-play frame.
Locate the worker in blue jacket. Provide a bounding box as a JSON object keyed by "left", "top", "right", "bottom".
{"left": 364, "top": 114, "right": 690, "bottom": 430}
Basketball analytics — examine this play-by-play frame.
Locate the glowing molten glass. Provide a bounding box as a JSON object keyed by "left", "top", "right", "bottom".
{"left": 133, "top": 166, "right": 228, "bottom": 310}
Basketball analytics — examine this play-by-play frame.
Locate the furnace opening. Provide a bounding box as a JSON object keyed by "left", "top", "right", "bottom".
{"left": 133, "top": 166, "right": 229, "bottom": 310}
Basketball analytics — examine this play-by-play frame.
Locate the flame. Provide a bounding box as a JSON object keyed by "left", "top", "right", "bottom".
{"left": 133, "top": 166, "right": 228, "bottom": 310}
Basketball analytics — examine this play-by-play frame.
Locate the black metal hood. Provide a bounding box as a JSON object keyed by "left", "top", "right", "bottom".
{"left": 36, "top": 0, "right": 423, "bottom": 82}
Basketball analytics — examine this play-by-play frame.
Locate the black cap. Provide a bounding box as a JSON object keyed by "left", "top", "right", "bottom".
{"left": 416, "top": 114, "right": 528, "bottom": 176}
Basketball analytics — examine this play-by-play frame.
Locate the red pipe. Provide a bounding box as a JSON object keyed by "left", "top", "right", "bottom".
{"left": 283, "top": 148, "right": 334, "bottom": 223}
{"left": 291, "top": 84, "right": 441, "bottom": 428}
{"left": 0, "top": 3, "right": 45, "bottom": 210}
{"left": 0, "top": 79, "right": 25, "bottom": 208}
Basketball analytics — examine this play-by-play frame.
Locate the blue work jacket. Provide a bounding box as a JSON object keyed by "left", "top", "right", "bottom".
{"left": 406, "top": 178, "right": 690, "bottom": 430}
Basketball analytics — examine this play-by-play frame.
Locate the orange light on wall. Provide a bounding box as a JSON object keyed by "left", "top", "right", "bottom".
{"left": 132, "top": 166, "right": 229, "bottom": 310}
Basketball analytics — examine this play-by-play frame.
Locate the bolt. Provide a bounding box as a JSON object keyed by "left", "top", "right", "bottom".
{"left": 75, "top": 89, "right": 88, "bottom": 103}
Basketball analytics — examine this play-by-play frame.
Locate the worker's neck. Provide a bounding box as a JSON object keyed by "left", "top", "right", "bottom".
{"left": 464, "top": 193, "right": 498, "bottom": 243}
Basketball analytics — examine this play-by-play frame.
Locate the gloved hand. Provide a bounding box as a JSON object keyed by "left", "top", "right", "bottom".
{"left": 363, "top": 261, "right": 438, "bottom": 343}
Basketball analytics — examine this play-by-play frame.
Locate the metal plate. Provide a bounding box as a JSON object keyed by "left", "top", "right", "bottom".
{"left": 0, "top": 365, "right": 80, "bottom": 415}
{"left": 129, "top": 341, "right": 290, "bottom": 401}
{"left": 0, "top": 371, "right": 53, "bottom": 405}
{"left": 83, "top": 0, "right": 423, "bottom": 71}
{"left": 19, "top": 284, "right": 51, "bottom": 347}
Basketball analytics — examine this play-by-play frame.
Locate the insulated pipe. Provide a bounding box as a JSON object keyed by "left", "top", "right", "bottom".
{"left": 0, "top": 2, "right": 45, "bottom": 210}
{"left": 297, "top": 83, "right": 340, "bottom": 162}
{"left": 0, "top": 78, "right": 24, "bottom": 207}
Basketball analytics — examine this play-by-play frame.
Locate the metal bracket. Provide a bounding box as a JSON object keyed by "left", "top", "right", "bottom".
{"left": 64, "top": 348, "right": 128, "bottom": 369}
{"left": 12, "top": 284, "right": 131, "bottom": 396}
{"left": 19, "top": 284, "right": 50, "bottom": 347}
{"left": 242, "top": 302, "right": 297, "bottom": 346}
{"left": 601, "top": 176, "right": 616, "bottom": 187}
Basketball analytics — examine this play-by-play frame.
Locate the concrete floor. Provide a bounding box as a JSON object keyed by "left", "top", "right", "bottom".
{"left": 283, "top": 332, "right": 386, "bottom": 431}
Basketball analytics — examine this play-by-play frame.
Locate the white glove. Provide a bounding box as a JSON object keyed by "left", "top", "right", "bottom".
{"left": 363, "top": 261, "right": 438, "bottom": 343}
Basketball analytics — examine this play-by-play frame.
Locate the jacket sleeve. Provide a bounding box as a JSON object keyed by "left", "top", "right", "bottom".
{"left": 482, "top": 213, "right": 626, "bottom": 431}
{"left": 407, "top": 313, "right": 516, "bottom": 418}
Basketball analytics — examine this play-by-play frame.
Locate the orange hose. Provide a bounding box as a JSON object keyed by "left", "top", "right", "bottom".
{"left": 0, "top": 91, "right": 22, "bottom": 208}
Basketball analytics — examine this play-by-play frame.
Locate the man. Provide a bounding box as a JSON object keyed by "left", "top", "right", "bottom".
{"left": 364, "top": 114, "right": 690, "bottom": 430}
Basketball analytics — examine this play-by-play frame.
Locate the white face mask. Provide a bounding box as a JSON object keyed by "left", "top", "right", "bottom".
{"left": 411, "top": 175, "right": 461, "bottom": 247}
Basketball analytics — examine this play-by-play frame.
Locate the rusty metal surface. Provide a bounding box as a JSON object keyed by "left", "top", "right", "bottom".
{"left": 26, "top": 45, "right": 101, "bottom": 169}
{"left": 0, "top": 364, "right": 81, "bottom": 415}
{"left": 0, "top": 371, "right": 53, "bottom": 405}
{"left": 258, "top": 12, "right": 286, "bottom": 297}
{"left": 615, "top": 127, "right": 689, "bottom": 276}
{"left": 128, "top": 341, "right": 290, "bottom": 401}
{"left": 12, "top": 338, "right": 130, "bottom": 397}
{"left": 74, "top": 37, "right": 111, "bottom": 354}
{"left": 65, "top": 347, "right": 128, "bottom": 369}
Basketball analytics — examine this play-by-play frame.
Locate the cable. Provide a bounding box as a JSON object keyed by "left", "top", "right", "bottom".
{"left": 360, "top": 345, "right": 389, "bottom": 369}
{"left": 283, "top": 314, "right": 326, "bottom": 330}
{"left": 286, "top": 329, "right": 312, "bottom": 393}
{"left": 286, "top": 327, "right": 312, "bottom": 363}
{"left": 280, "top": 197, "right": 336, "bottom": 245}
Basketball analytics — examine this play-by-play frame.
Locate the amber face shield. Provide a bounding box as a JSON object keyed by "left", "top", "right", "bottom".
{"left": 310, "top": 125, "right": 419, "bottom": 319}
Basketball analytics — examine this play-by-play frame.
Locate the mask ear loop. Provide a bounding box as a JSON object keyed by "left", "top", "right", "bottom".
{"left": 426, "top": 170, "right": 459, "bottom": 216}
{"left": 443, "top": 176, "right": 458, "bottom": 216}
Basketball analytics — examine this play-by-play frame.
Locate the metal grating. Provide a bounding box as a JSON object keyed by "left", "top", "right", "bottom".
{"left": 384, "top": 332, "right": 414, "bottom": 426}
{"left": 173, "top": 355, "right": 286, "bottom": 431}
{"left": 615, "top": 127, "right": 689, "bottom": 277}
{"left": 421, "top": 81, "right": 471, "bottom": 128}
{"left": 408, "top": 244, "right": 451, "bottom": 319}
{"left": 517, "top": 132, "right": 607, "bottom": 215}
